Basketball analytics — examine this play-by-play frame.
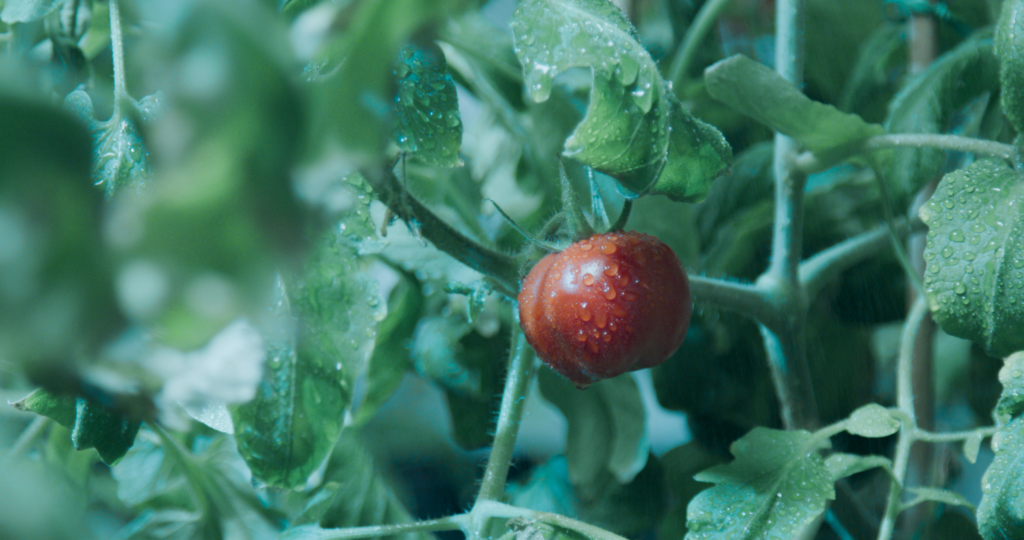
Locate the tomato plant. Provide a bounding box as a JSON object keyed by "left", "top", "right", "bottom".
{"left": 2, "top": 0, "right": 1024, "bottom": 539}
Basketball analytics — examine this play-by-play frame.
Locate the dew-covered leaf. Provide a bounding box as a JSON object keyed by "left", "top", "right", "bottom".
{"left": 846, "top": 403, "right": 901, "bottom": 438}
{"left": 996, "top": 0, "right": 1024, "bottom": 132}
{"left": 685, "top": 428, "right": 833, "bottom": 540}
{"left": 0, "top": 0, "right": 62, "bottom": 22}
{"left": 704, "top": 54, "right": 885, "bottom": 156}
{"left": 884, "top": 32, "right": 999, "bottom": 201}
{"left": 538, "top": 367, "right": 648, "bottom": 489}
{"left": 312, "top": 0, "right": 458, "bottom": 163}
{"left": 393, "top": 42, "right": 463, "bottom": 167}
{"left": 995, "top": 352, "right": 1024, "bottom": 424}
{"left": 231, "top": 228, "right": 384, "bottom": 488}
{"left": 64, "top": 88, "right": 161, "bottom": 199}
{"left": 824, "top": 453, "right": 891, "bottom": 482}
{"left": 919, "top": 160, "right": 1024, "bottom": 358}
{"left": 510, "top": 0, "right": 729, "bottom": 201}
{"left": 978, "top": 417, "right": 1024, "bottom": 540}
{"left": 11, "top": 389, "right": 141, "bottom": 465}
{"left": 282, "top": 431, "right": 431, "bottom": 540}
{"left": 904, "top": 487, "right": 974, "bottom": 512}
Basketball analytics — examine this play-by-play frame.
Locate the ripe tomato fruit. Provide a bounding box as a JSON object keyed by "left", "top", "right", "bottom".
{"left": 517, "top": 231, "right": 691, "bottom": 388}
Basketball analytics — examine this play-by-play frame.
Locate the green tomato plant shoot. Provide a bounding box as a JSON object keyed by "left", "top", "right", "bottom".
{"left": 2, "top": 0, "right": 1024, "bottom": 539}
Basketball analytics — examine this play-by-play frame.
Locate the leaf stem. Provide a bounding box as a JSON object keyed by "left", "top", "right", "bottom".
{"left": 876, "top": 296, "right": 930, "bottom": 540}
{"left": 913, "top": 426, "right": 998, "bottom": 443}
{"left": 799, "top": 219, "right": 913, "bottom": 301}
{"left": 108, "top": 0, "right": 128, "bottom": 115}
{"left": 286, "top": 516, "right": 471, "bottom": 540}
{"left": 364, "top": 166, "right": 522, "bottom": 296}
{"left": 688, "top": 275, "right": 780, "bottom": 329}
{"left": 472, "top": 501, "right": 630, "bottom": 540}
{"left": 3, "top": 416, "right": 50, "bottom": 464}
{"left": 475, "top": 328, "right": 536, "bottom": 504}
{"left": 668, "top": 0, "right": 733, "bottom": 89}
{"left": 794, "top": 133, "right": 1017, "bottom": 174}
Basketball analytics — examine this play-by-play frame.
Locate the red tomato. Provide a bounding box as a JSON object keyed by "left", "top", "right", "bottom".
{"left": 517, "top": 231, "right": 691, "bottom": 388}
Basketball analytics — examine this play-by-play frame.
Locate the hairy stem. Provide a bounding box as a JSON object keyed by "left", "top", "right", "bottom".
{"left": 689, "top": 275, "right": 780, "bottom": 329}
{"left": 475, "top": 328, "right": 536, "bottom": 503}
{"left": 800, "top": 222, "right": 902, "bottom": 301}
{"left": 108, "top": 0, "right": 127, "bottom": 115}
{"left": 365, "top": 166, "right": 521, "bottom": 295}
{"left": 876, "top": 296, "right": 930, "bottom": 540}
{"left": 759, "top": 322, "right": 817, "bottom": 430}
{"left": 668, "top": 0, "right": 733, "bottom": 88}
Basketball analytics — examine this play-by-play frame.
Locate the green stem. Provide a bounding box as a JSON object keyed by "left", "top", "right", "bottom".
{"left": 795, "top": 133, "right": 1017, "bottom": 174}
{"left": 876, "top": 296, "right": 930, "bottom": 540}
{"left": 759, "top": 321, "right": 818, "bottom": 430}
{"left": 667, "top": 0, "right": 733, "bottom": 89}
{"left": 689, "top": 275, "right": 780, "bottom": 329}
{"left": 799, "top": 220, "right": 910, "bottom": 301}
{"left": 473, "top": 501, "right": 629, "bottom": 540}
{"left": 108, "top": 0, "right": 128, "bottom": 115}
{"left": 914, "top": 426, "right": 998, "bottom": 443}
{"left": 289, "top": 516, "right": 470, "bottom": 540}
{"left": 475, "top": 328, "right": 536, "bottom": 504}
{"left": 365, "top": 167, "right": 521, "bottom": 295}
{"left": 3, "top": 416, "right": 50, "bottom": 463}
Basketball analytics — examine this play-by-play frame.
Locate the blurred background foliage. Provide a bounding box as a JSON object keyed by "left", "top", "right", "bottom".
{"left": 0, "top": 0, "right": 1010, "bottom": 539}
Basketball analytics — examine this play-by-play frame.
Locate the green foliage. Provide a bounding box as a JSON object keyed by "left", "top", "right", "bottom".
{"left": 846, "top": 403, "right": 900, "bottom": 438}
{"left": 511, "top": 0, "right": 730, "bottom": 201}
{"left": 393, "top": 42, "right": 464, "bottom": 167}
{"left": 884, "top": 31, "right": 1000, "bottom": 201}
{"left": 996, "top": 0, "right": 1024, "bottom": 132}
{"left": 0, "top": 0, "right": 62, "bottom": 23}
{"left": 920, "top": 159, "right": 1024, "bottom": 358}
{"left": 979, "top": 417, "right": 1024, "bottom": 537}
{"left": 685, "top": 428, "right": 834, "bottom": 540}
{"left": 538, "top": 367, "right": 648, "bottom": 490}
{"left": 64, "top": 88, "right": 160, "bottom": 199}
{"left": 706, "top": 54, "right": 886, "bottom": 158}
{"left": 12, "top": 389, "right": 141, "bottom": 464}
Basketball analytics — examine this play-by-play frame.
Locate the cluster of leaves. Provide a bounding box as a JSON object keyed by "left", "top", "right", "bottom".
{"left": 3, "top": 0, "right": 1024, "bottom": 539}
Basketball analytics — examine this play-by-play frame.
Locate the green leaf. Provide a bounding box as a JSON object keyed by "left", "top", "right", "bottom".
{"left": 978, "top": 416, "right": 1024, "bottom": 539}
{"left": 511, "top": 455, "right": 666, "bottom": 538}
{"left": 846, "top": 403, "right": 900, "bottom": 438}
{"left": 685, "top": 428, "right": 834, "bottom": 540}
{"left": 659, "top": 442, "right": 728, "bottom": 538}
{"left": 0, "top": 0, "right": 62, "bottom": 22}
{"left": 0, "top": 93, "right": 123, "bottom": 381}
{"left": 824, "top": 453, "right": 891, "bottom": 482}
{"left": 64, "top": 88, "right": 160, "bottom": 199}
{"left": 408, "top": 314, "right": 506, "bottom": 449}
{"left": 919, "top": 159, "right": 1024, "bottom": 358}
{"left": 393, "top": 42, "right": 464, "bottom": 167}
{"left": 11, "top": 389, "right": 141, "bottom": 465}
{"left": 996, "top": 0, "right": 1024, "bottom": 132}
{"left": 995, "top": 352, "right": 1024, "bottom": 424}
{"left": 511, "top": 0, "right": 730, "bottom": 201}
{"left": 884, "top": 32, "right": 999, "bottom": 201}
{"left": 704, "top": 54, "right": 885, "bottom": 156}
{"left": 966, "top": 432, "right": 985, "bottom": 464}
{"left": 538, "top": 367, "right": 648, "bottom": 489}
{"left": 353, "top": 270, "right": 422, "bottom": 425}
{"left": 282, "top": 431, "right": 431, "bottom": 540}
{"left": 904, "top": 487, "right": 975, "bottom": 512}
{"left": 232, "top": 229, "right": 383, "bottom": 488}
{"left": 313, "top": 0, "right": 458, "bottom": 163}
